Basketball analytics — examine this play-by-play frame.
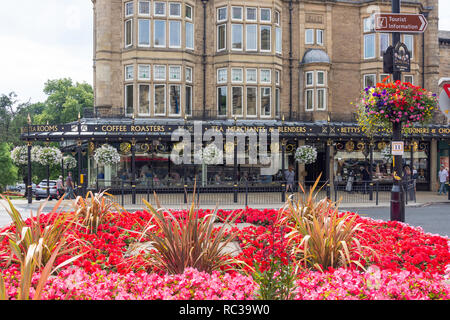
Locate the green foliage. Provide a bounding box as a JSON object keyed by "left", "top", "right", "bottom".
{"left": 0, "top": 143, "right": 18, "bottom": 191}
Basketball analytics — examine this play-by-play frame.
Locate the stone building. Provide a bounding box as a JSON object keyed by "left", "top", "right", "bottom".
{"left": 24, "top": 0, "right": 446, "bottom": 197}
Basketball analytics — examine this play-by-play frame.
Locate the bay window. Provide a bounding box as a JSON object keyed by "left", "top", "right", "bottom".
{"left": 260, "top": 26, "right": 271, "bottom": 51}
{"left": 186, "top": 22, "right": 194, "bottom": 49}
{"left": 217, "top": 24, "right": 226, "bottom": 51}
{"left": 169, "top": 84, "right": 181, "bottom": 115}
{"left": 260, "top": 87, "right": 271, "bottom": 117}
{"left": 154, "top": 84, "right": 166, "bottom": 115}
{"left": 139, "top": 84, "right": 151, "bottom": 115}
{"left": 138, "top": 19, "right": 151, "bottom": 46}
{"left": 125, "top": 19, "right": 133, "bottom": 47}
{"left": 246, "top": 24, "right": 257, "bottom": 51}
{"left": 169, "top": 20, "right": 181, "bottom": 48}
{"left": 231, "top": 24, "right": 243, "bottom": 50}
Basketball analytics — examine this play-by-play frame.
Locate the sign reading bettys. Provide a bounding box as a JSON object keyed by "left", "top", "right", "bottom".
{"left": 21, "top": 123, "right": 450, "bottom": 138}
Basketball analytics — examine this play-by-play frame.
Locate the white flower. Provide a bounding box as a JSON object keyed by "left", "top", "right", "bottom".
{"left": 94, "top": 144, "right": 121, "bottom": 166}
{"left": 11, "top": 145, "right": 29, "bottom": 165}
{"left": 63, "top": 155, "right": 77, "bottom": 170}
{"left": 199, "top": 143, "right": 223, "bottom": 165}
{"left": 31, "top": 146, "right": 62, "bottom": 166}
{"left": 294, "top": 145, "right": 317, "bottom": 165}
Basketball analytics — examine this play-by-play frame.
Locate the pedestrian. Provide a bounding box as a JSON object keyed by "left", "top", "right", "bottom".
{"left": 284, "top": 166, "right": 295, "bottom": 193}
{"left": 65, "top": 172, "right": 75, "bottom": 199}
{"left": 56, "top": 175, "right": 64, "bottom": 200}
{"left": 438, "top": 165, "right": 449, "bottom": 195}
{"left": 361, "top": 165, "right": 371, "bottom": 194}
{"left": 412, "top": 166, "right": 418, "bottom": 192}
{"left": 346, "top": 170, "right": 354, "bottom": 193}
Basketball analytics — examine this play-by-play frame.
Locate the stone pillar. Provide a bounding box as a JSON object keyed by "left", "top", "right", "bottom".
{"left": 430, "top": 139, "right": 438, "bottom": 192}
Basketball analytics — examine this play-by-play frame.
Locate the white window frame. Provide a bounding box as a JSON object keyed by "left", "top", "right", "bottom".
{"left": 169, "top": 2, "right": 182, "bottom": 18}
{"left": 274, "top": 10, "right": 280, "bottom": 26}
{"left": 125, "top": 65, "right": 134, "bottom": 81}
{"left": 217, "top": 86, "right": 228, "bottom": 116}
{"left": 305, "top": 29, "right": 314, "bottom": 45}
{"left": 154, "top": 2, "right": 166, "bottom": 17}
{"left": 260, "top": 87, "right": 272, "bottom": 118}
{"left": 231, "top": 86, "right": 244, "bottom": 117}
{"left": 185, "top": 21, "right": 194, "bottom": 50}
{"left": 231, "top": 24, "right": 243, "bottom": 51}
{"left": 363, "top": 74, "right": 376, "bottom": 88}
{"left": 169, "top": 20, "right": 182, "bottom": 48}
{"left": 305, "top": 71, "right": 314, "bottom": 87}
{"left": 363, "top": 16, "right": 374, "bottom": 33}
{"left": 316, "top": 71, "right": 326, "bottom": 86}
{"left": 260, "top": 8, "right": 271, "bottom": 23}
{"left": 138, "top": 84, "right": 151, "bottom": 116}
{"left": 364, "top": 33, "right": 376, "bottom": 59}
{"left": 138, "top": 1, "right": 151, "bottom": 16}
{"left": 154, "top": 65, "right": 167, "bottom": 81}
{"left": 169, "top": 65, "right": 182, "bottom": 82}
{"left": 154, "top": 84, "right": 167, "bottom": 115}
{"left": 231, "top": 68, "right": 243, "bottom": 83}
{"left": 185, "top": 4, "right": 193, "bottom": 20}
{"left": 138, "top": 64, "right": 151, "bottom": 80}
{"left": 125, "top": 1, "right": 134, "bottom": 17}
{"left": 260, "top": 25, "right": 271, "bottom": 52}
{"left": 275, "top": 87, "right": 281, "bottom": 117}
{"left": 231, "top": 6, "right": 243, "bottom": 21}
{"left": 168, "top": 84, "right": 182, "bottom": 116}
{"left": 305, "top": 89, "right": 314, "bottom": 111}
{"left": 404, "top": 75, "right": 414, "bottom": 85}
{"left": 275, "top": 27, "right": 282, "bottom": 54}
{"left": 125, "top": 84, "right": 134, "bottom": 116}
{"left": 153, "top": 20, "right": 166, "bottom": 47}
{"left": 217, "top": 7, "right": 227, "bottom": 22}
{"left": 246, "top": 7, "right": 257, "bottom": 22}
{"left": 275, "top": 70, "right": 280, "bottom": 85}
{"left": 260, "top": 69, "right": 271, "bottom": 84}
{"left": 185, "top": 85, "right": 193, "bottom": 116}
{"left": 246, "top": 86, "right": 258, "bottom": 117}
{"left": 138, "top": 19, "right": 151, "bottom": 47}
{"left": 217, "top": 68, "right": 228, "bottom": 84}
{"left": 316, "top": 29, "right": 324, "bottom": 46}
{"left": 217, "top": 24, "right": 227, "bottom": 52}
{"left": 185, "top": 66, "right": 193, "bottom": 83}
{"left": 125, "top": 19, "right": 133, "bottom": 48}
{"left": 316, "top": 88, "right": 327, "bottom": 111}
{"left": 246, "top": 68, "right": 257, "bottom": 84}
{"left": 403, "top": 34, "right": 414, "bottom": 59}
{"left": 246, "top": 24, "right": 257, "bottom": 51}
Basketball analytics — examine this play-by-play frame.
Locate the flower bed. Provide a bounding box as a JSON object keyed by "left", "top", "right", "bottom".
{"left": 1, "top": 208, "right": 449, "bottom": 300}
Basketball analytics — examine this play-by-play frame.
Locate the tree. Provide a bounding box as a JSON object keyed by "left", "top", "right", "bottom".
{"left": 0, "top": 143, "right": 18, "bottom": 191}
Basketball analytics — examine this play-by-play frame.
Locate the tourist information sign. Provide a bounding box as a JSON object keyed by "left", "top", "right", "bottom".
{"left": 374, "top": 13, "right": 428, "bottom": 33}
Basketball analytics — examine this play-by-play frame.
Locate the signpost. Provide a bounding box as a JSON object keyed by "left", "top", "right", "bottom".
{"left": 374, "top": 13, "right": 428, "bottom": 33}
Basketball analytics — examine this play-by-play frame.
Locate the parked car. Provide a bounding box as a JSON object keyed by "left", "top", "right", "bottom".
{"left": 35, "top": 180, "right": 58, "bottom": 200}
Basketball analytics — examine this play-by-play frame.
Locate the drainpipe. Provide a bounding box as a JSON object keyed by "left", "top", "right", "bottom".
{"left": 289, "top": 0, "right": 293, "bottom": 121}
{"left": 421, "top": 11, "right": 429, "bottom": 88}
{"left": 202, "top": 0, "right": 208, "bottom": 119}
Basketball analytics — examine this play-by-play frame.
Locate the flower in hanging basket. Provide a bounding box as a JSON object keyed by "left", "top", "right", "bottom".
{"left": 381, "top": 146, "right": 393, "bottom": 164}
{"left": 94, "top": 144, "right": 121, "bottom": 166}
{"left": 10, "top": 145, "right": 29, "bottom": 165}
{"left": 294, "top": 145, "right": 317, "bottom": 165}
{"left": 199, "top": 143, "right": 223, "bottom": 165}
{"left": 35, "top": 146, "right": 63, "bottom": 166}
{"left": 63, "top": 155, "right": 77, "bottom": 170}
{"left": 356, "top": 79, "right": 438, "bottom": 136}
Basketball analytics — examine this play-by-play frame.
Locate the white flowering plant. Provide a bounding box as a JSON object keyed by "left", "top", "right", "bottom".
{"left": 199, "top": 143, "right": 223, "bottom": 165}
{"left": 63, "top": 155, "right": 77, "bottom": 170}
{"left": 381, "top": 146, "right": 393, "bottom": 164}
{"left": 294, "top": 145, "right": 317, "bottom": 165}
{"left": 94, "top": 144, "right": 121, "bottom": 166}
{"left": 10, "top": 145, "right": 29, "bottom": 166}
{"left": 34, "top": 146, "right": 63, "bottom": 166}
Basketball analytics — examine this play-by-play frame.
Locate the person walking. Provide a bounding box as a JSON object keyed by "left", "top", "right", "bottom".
{"left": 284, "top": 166, "right": 295, "bottom": 193}
{"left": 56, "top": 176, "right": 64, "bottom": 200}
{"left": 65, "top": 172, "right": 75, "bottom": 199}
{"left": 438, "top": 165, "right": 449, "bottom": 195}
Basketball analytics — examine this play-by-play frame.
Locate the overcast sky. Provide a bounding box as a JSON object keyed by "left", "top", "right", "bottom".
{"left": 0, "top": 0, "right": 449, "bottom": 104}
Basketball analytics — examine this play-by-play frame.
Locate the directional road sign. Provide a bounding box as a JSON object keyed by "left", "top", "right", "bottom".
{"left": 374, "top": 13, "right": 428, "bottom": 33}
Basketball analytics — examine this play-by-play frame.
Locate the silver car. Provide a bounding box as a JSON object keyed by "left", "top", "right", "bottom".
{"left": 35, "top": 180, "right": 58, "bottom": 200}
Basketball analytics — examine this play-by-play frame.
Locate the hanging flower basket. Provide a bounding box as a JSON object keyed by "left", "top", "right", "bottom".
{"left": 94, "top": 144, "right": 121, "bottom": 166}
{"left": 294, "top": 145, "right": 317, "bottom": 165}
{"left": 199, "top": 143, "right": 223, "bottom": 165}
{"left": 34, "top": 146, "right": 63, "bottom": 167}
{"left": 381, "top": 146, "right": 393, "bottom": 164}
{"left": 10, "top": 145, "right": 29, "bottom": 166}
{"left": 356, "top": 79, "right": 438, "bottom": 136}
{"left": 63, "top": 155, "right": 77, "bottom": 170}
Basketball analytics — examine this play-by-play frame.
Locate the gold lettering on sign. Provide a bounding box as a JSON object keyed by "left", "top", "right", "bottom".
{"left": 29, "top": 125, "right": 59, "bottom": 132}
{"left": 305, "top": 14, "right": 324, "bottom": 24}
{"left": 277, "top": 126, "right": 307, "bottom": 133}
{"left": 130, "top": 125, "right": 165, "bottom": 132}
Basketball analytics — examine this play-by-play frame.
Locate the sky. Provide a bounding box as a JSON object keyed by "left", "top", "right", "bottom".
{"left": 0, "top": 0, "right": 449, "bottom": 105}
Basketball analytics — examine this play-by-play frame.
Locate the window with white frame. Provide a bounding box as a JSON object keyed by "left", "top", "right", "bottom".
{"left": 125, "top": 19, "right": 133, "bottom": 47}
{"left": 380, "top": 33, "right": 389, "bottom": 57}
{"left": 246, "top": 7, "right": 257, "bottom": 21}
{"left": 363, "top": 16, "right": 374, "bottom": 33}
{"left": 274, "top": 10, "right": 280, "bottom": 26}
{"left": 154, "top": 84, "right": 166, "bottom": 115}
{"left": 364, "top": 74, "right": 376, "bottom": 88}
{"left": 185, "top": 4, "right": 193, "bottom": 20}
{"left": 186, "top": 22, "right": 194, "bottom": 49}
{"left": 260, "top": 69, "right": 271, "bottom": 83}
{"left": 260, "top": 25, "right": 271, "bottom": 51}
{"left": 125, "top": 84, "right": 134, "bottom": 115}
{"left": 217, "top": 68, "right": 227, "bottom": 83}
{"left": 169, "top": 2, "right": 181, "bottom": 17}
{"left": 275, "top": 87, "right": 280, "bottom": 117}
{"left": 305, "top": 29, "right": 314, "bottom": 45}
{"left": 246, "top": 68, "right": 257, "bottom": 83}
{"left": 317, "top": 88, "right": 327, "bottom": 111}
{"left": 169, "top": 66, "right": 181, "bottom": 81}
{"left": 169, "top": 84, "right": 181, "bottom": 115}
{"left": 246, "top": 87, "right": 257, "bottom": 116}
{"left": 217, "top": 86, "right": 227, "bottom": 116}
{"left": 275, "top": 70, "right": 280, "bottom": 85}
{"left": 316, "top": 71, "right": 325, "bottom": 86}
{"left": 316, "top": 29, "right": 323, "bottom": 45}
{"left": 232, "top": 86, "right": 243, "bottom": 116}
{"left": 404, "top": 75, "right": 414, "bottom": 84}
{"left": 154, "top": 2, "right": 166, "bottom": 16}
{"left": 169, "top": 20, "right": 181, "bottom": 48}
{"left": 138, "top": 19, "right": 151, "bottom": 46}
{"left": 185, "top": 67, "right": 193, "bottom": 83}
{"left": 217, "top": 7, "right": 227, "bottom": 22}
{"left": 125, "top": 1, "right": 134, "bottom": 17}
{"left": 380, "top": 73, "right": 390, "bottom": 82}
{"left": 185, "top": 85, "right": 193, "bottom": 116}
{"left": 260, "top": 8, "right": 271, "bottom": 23}
{"left": 154, "top": 20, "right": 166, "bottom": 47}
{"left": 364, "top": 33, "right": 375, "bottom": 59}
{"left": 231, "top": 24, "right": 243, "bottom": 50}
{"left": 403, "top": 34, "right": 414, "bottom": 59}
{"left": 138, "top": 84, "right": 151, "bottom": 115}
{"left": 260, "top": 87, "right": 271, "bottom": 117}
{"left": 304, "top": 70, "right": 328, "bottom": 111}
{"left": 125, "top": 65, "right": 134, "bottom": 81}
{"left": 139, "top": 1, "right": 150, "bottom": 16}
{"left": 231, "top": 6, "right": 243, "bottom": 21}
{"left": 246, "top": 24, "right": 257, "bottom": 51}
{"left": 217, "top": 24, "right": 226, "bottom": 51}
{"left": 305, "top": 89, "right": 314, "bottom": 111}
{"left": 305, "top": 71, "right": 314, "bottom": 87}
{"left": 275, "top": 27, "right": 282, "bottom": 53}
{"left": 154, "top": 65, "right": 166, "bottom": 80}
{"left": 231, "top": 68, "right": 243, "bottom": 83}
{"left": 138, "top": 64, "right": 151, "bottom": 80}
